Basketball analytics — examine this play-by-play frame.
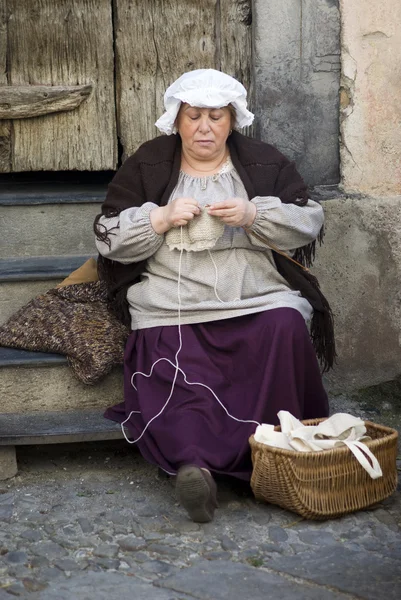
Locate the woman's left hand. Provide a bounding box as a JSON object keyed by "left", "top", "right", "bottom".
{"left": 207, "top": 197, "right": 257, "bottom": 228}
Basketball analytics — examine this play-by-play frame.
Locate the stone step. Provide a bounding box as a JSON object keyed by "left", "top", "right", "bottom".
{"left": 0, "top": 347, "right": 124, "bottom": 479}
{"left": 0, "top": 409, "right": 124, "bottom": 446}
{"left": 0, "top": 182, "right": 106, "bottom": 207}
{"left": 0, "top": 347, "right": 123, "bottom": 416}
{"left": 0, "top": 255, "right": 94, "bottom": 324}
{"left": 1, "top": 202, "right": 102, "bottom": 258}
{"left": 0, "top": 184, "right": 106, "bottom": 259}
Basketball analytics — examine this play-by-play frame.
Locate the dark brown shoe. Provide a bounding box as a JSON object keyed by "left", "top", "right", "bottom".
{"left": 176, "top": 465, "right": 218, "bottom": 523}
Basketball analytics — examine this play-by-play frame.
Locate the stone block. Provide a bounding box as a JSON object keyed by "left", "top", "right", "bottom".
{"left": 0, "top": 363, "right": 123, "bottom": 414}
{"left": 0, "top": 203, "right": 100, "bottom": 258}
{"left": 314, "top": 195, "right": 401, "bottom": 392}
{"left": 0, "top": 446, "right": 17, "bottom": 480}
{"left": 253, "top": 0, "right": 340, "bottom": 186}
{"left": 0, "top": 280, "right": 62, "bottom": 325}
{"left": 0, "top": 446, "right": 18, "bottom": 481}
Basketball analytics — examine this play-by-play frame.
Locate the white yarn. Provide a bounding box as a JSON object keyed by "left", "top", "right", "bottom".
{"left": 208, "top": 250, "right": 240, "bottom": 304}
{"left": 120, "top": 227, "right": 260, "bottom": 446}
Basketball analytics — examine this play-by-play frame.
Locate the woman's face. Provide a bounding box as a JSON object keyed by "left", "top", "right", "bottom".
{"left": 176, "top": 104, "right": 232, "bottom": 162}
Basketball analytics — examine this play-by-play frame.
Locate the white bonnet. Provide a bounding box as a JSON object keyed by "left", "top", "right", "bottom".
{"left": 155, "top": 69, "right": 254, "bottom": 135}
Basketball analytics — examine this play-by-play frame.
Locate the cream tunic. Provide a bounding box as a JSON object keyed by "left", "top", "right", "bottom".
{"left": 96, "top": 159, "right": 324, "bottom": 330}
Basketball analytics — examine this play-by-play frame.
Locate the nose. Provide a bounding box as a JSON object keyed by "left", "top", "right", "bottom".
{"left": 198, "top": 115, "right": 211, "bottom": 134}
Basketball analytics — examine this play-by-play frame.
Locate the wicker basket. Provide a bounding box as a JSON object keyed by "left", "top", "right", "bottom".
{"left": 249, "top": 419, "right": 398, "bottom": 520}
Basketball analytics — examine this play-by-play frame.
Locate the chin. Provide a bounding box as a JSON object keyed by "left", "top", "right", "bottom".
{"left": 192, "top": 145, "right": 217, "bottom": 158}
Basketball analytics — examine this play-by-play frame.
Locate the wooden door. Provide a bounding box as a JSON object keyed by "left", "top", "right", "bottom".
{"left": 114, "top": 0, "right": 252, "bottom": 158}
{"left": 0, "top": 0, "right": 117, "bottom": 172}
{"left": 0, "top": 0, "right": 251, "bottom": 171}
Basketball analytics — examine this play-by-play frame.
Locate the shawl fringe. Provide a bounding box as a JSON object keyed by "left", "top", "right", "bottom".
{"left": 300, "top": 268, "right": 336, "bottom": 373}
{"left": 293, "top": 225, "right": 324, "bottom": 269}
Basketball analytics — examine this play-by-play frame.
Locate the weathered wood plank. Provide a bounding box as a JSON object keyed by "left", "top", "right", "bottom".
{"left": 0, "top": 122, "right": 11, "bottom": 172}
{"left": 0, "top": 1, "right": 11, "bottom": 171}
{"left": 7, "top": 0, "right": 117, "bottom": 171}
{"left": 0, "top": 85, "right": 93, "bottom": 119}
{"left": 115, "top": 0, "right": 218, "bottom": 158}
{"left": 220, "top": 0, "right": 253, "bottom": 135}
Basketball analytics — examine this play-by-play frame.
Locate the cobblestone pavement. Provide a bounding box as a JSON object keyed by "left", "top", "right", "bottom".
{"left": 1, "top": 441, "right": 400, "bottom": 599}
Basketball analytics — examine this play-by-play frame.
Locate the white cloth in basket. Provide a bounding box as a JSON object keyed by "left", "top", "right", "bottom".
{"left": 254, "top": 411, "right": 383, "bottom": 479}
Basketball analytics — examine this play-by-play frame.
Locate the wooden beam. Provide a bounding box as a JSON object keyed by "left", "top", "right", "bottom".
{"left": 0, "top": 84, "right": 93, "bottom": 119}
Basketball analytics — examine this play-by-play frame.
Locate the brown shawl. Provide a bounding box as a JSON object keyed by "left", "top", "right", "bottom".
{"left": 94, "top": 131, "right": 336, "bottom": 371}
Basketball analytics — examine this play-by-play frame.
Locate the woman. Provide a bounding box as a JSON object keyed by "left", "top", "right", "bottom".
{"left": 94, "top": 69, "right": 334, "bottom": 523}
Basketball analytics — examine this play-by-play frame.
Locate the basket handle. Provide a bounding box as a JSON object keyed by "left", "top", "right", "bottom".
{"left": 343, "top": 440, "right": 383, "bottom": 479}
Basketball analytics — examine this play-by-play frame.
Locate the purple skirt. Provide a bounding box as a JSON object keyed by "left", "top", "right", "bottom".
{"left": 105, "top": 308, "right": 329, "bottom": 481}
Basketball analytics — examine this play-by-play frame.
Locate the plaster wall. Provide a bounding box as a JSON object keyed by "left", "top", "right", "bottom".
{"left": 340, "top": 0, "right": 401, "bottom": 194}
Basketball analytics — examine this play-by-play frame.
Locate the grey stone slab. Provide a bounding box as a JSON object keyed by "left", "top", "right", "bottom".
{"left": 298, "top": 530, "right": 337, "bottom": 546}
{"left": 38, "top": 572, "right": 194, "bottom": 600}
{"left": 31, "top": 541, "right": 68, "bottom": 559}
{"left": 203, "top": 551, "right": 232, "bottom": 561}
{"left": 0, "top": 183, "right": 106, "bottom": 206}
{"left": 89, "top": 557, "right": 120, "bottom": 570}
{"left": 3, "top": 582, "right": 26, "bottom": 596}
{"left": 157, "top": 559, "right": 350, "bottom": 600}
{"left": 20, "top": 529, "right": 43, "bottom": 542}
{"left": 77, "top": 517, "right": 94, "bottom": 534}
{"left": 117, "top": 535, "right": 147, "bottom": 552}
{"left": 93, "top": 544, "right": 119, "bottom": 559}
{"left": 0, "top": 505, "right": 13, "bottom": 521}
{"left": 53, "top": 558, "right": 81, "bottom": 572}
{"left": 268, "top": 546, "right": 401, "bottom": 599}
{"left": 219, "top": 535, "right": 239, "bottom": 551}
{"left": 0, "top": 412, "right": 123, "bottom": 445}
{"left": 268, "top": 525, "right": 289, "bottom": 543}
{"left": 0, "top": 255, "right": 94, "bottom": 282}
{"left": 253, "top": 0, "right": 340, "bottom": 186}
{"left": 140, "top": 560, "right": 178, "bottom": 576}
{"left": 0, "top": 204, "right": 100, "bottom": 258}
{"left": 5, "top": 551, "right": 28, "bottom": 564}
{"left": 147, "top": 543, "right": 181, "bottom": 559}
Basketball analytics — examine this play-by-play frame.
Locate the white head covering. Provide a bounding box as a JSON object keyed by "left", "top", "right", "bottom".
{"left": 155, "top": 69, "right": 254, "bottom": 135}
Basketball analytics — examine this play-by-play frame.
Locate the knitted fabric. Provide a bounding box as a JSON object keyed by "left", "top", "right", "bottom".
{"left": 165, "top": 208, "right": 225, "bottom": 252}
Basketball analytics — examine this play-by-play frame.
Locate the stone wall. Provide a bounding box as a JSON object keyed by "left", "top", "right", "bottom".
{"left": 254, "top": 0, "right": 401, "bottom": 393}
{"left": 319, "top": 0, "right": 401, "bottom": 392}
{"left": 314, "top": 195, "right": 401, "bottom": 393}
{"left": 253, "top": 0, "right": 341, "bottom": 186}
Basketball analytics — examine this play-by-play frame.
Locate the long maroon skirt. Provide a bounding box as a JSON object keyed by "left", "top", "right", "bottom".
{"left": 105, "top": 308, "right": 329, "bottom": 481}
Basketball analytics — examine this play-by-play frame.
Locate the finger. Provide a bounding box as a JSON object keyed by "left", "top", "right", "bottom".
{"left": 175, "top": 211, "right": 196, "bottom": 222}
{"left": 208, "top": 201, "right": 235, "bottom": 210}
{"left": 220, "top": 216, "right": 240, "bottom": 226}
{"left": 208, "top": 208, "right": 237, "bottom": 217}
{"left": 182, "top": 198, "right": 199, "bottom": 207}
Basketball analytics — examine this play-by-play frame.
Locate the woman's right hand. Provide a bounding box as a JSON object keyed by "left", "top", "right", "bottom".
{"left": 150, "top": 197, "right": 200, "bottom": 234}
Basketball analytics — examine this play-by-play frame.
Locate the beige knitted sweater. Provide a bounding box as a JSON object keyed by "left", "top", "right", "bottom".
{"left": 96, "top": 160, "right": 324, "bottom": 330}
